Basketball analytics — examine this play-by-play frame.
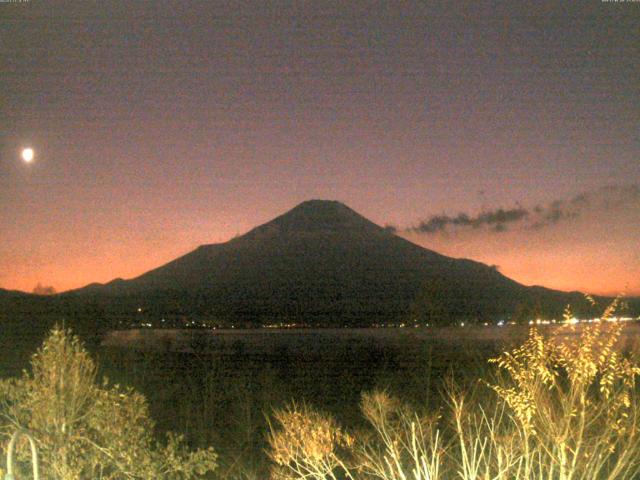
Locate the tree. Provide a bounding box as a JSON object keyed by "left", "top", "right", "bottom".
{"left": 0, "top": 326, "right": 217, "bottom": 479}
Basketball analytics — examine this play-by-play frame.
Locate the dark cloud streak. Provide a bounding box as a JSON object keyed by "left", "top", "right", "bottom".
{"left": 409, "top": 185, "right": 639, "bottom": 236}
{"left": 412, "top": 208, "right": 529, "bottom": 234}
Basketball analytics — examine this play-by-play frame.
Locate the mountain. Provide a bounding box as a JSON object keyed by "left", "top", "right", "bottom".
{"left": 0, "top": 288, "right": 34, "bottom": 306}
{"left": 61, "top": 200, "right": 604, "bottom": 326}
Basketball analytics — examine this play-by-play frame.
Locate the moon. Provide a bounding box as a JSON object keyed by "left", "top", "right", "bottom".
{"left": 21, "top": 148, "right": 35, "bottom": 163}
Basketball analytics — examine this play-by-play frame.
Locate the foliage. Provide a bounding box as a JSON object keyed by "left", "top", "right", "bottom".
{"left": 267, "top": 299, "right": 640, "bottom": 479}
{"left": 0, "top": 326, "right": 217, "bottom": 479}
{"left": 268, "top": 392, "right": 443, "bottom": 480}
{"left": 353, "top": 391, "right": 441, "bottom": 480}
{"left": 268, "top": 402, "right": 353, "bottom": 480}
{"left": 481, "top": 300, "right": 640, "bottom": 479}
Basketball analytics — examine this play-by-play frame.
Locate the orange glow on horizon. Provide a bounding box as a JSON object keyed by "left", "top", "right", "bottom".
{"left": 3, "top": 228, "right": 638, "bottom": 297}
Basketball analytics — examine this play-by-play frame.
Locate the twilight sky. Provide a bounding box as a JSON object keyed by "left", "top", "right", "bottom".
{"left": 1, "top": 1, "right": 638, "bottom": 296}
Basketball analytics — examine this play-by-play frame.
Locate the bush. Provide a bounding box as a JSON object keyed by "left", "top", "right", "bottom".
{"left": 476, "top": 302, "right": 640, "bottom": 479}
{"left": 267, "top": 302, "right": 640, "bottom": 479}
{"left": 0, "top": 326, "right": 217, "bottom": 479}
{"left": 268, "top": 402, "right": 353, "bottom": 480}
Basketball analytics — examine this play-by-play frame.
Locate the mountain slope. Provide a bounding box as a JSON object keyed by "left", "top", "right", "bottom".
{"left": 64, "top": 200, "right": 600, "bottom": 325}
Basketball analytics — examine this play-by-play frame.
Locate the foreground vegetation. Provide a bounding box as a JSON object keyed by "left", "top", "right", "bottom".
{"left": 0, "top": 327, "right": 217, "bottom": 479}
{"left": 1, "top": 301, "right": 639, "bottom": 479}
{"left": 268, "top": 302, "right": 640, "bottom": 479}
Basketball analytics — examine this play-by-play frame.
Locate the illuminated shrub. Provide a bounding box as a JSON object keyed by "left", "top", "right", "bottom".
{"left": 268, "top": 402, "right": 353, "bottom": 480}
{"left": 267, "top": 300, "right": 640, "bottom": 480}
{"left": 481, "top": 301, "right": 640, "bottom": 479}
{"left": 0, "top": 326, "right": 217, "bottom": 479}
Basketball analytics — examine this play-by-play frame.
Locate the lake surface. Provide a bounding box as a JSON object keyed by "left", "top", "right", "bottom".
{"left": 103, "top": 324, "right": 530, "bottom": 354}
{"left": 102, "top": 321, "right": 640, "bottom": 356}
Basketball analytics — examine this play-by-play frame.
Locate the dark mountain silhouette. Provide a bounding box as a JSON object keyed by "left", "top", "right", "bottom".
{"left": 0, "top": 288, "right": 36, "bottom": 308}
{"left": 0, "top": 288, "right": 26, "bottom": 297}
{"left": 59, "top": 200, "right": 611, "bottom": 326}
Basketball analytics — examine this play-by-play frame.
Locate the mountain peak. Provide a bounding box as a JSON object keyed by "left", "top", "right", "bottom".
{"left": 255, "top": 199, "right": 384, "bottom": 235}
{"left": 294, "top": 198, "right": 345, "bottom": 208}
{"left": 289, "top": 199, "right": 354, "bottom": 216}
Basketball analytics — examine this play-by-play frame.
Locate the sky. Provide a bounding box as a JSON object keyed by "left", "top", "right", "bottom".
{"left": 1, "top": 1, "right": 638, "bottom": 296}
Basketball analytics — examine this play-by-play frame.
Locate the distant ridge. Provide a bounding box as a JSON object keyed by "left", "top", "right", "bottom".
{"left": 0, "top": 288, "right": 30, "bottom": 298}
{"left": 57, "top": 200, "right": 609, "bottom": 326}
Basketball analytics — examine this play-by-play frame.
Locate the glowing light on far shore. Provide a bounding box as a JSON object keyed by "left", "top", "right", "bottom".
{"left": 21, "top": 148, "right": 34, "bottom": 163}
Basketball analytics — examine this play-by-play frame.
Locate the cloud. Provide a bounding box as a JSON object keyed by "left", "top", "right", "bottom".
{"left": 33, "top": 283, "right": 56, "bottom": 295}
{"left": 529, "top": 184, "right": 639, "bottom": 230}
{"left": 529, "top": 200, "right": 576, "bottom": 230}
{"left": 412, "top": 207, "right": 529, "bottom": 234}
{"left": 409, "top": 184, "right": 639, "bottom": 235}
